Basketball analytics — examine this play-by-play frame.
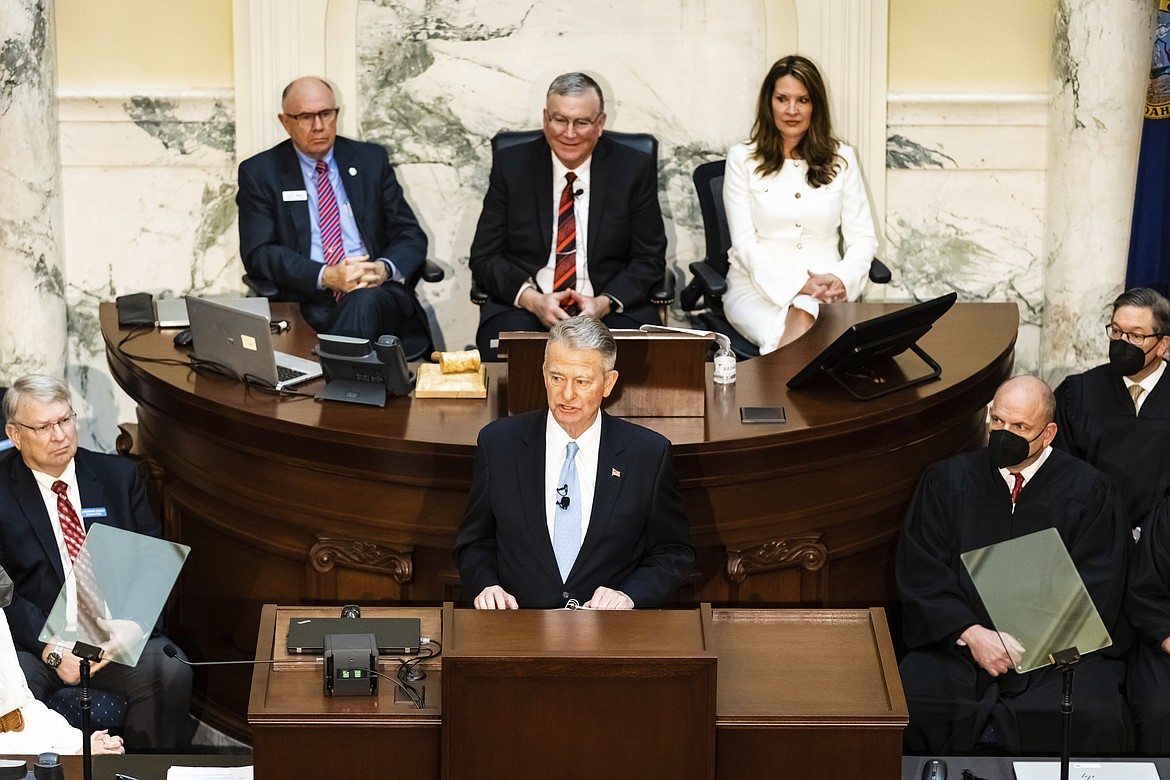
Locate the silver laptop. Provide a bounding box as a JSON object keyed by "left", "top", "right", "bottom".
{"left": 156, "top": 296, "right": 271, "bottom": 328}
{"left": 1013, "top": 762, "right": 1160, "bottom": 780}
{"left": 185, "top": 296, "right": 322, "bottom": 390}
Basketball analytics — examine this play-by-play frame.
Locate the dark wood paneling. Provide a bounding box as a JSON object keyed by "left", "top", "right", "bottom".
{"left": 100, "top": 300, "right": 1016, "bottom": 738}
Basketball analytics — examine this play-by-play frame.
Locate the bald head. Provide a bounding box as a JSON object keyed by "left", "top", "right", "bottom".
{"left": 281, "top": 77, "right": 334, "bottom": 112}
{"left": 993, "top": 375, "right": 1056, "bottom": 426}
{"left": 278, "top": 77, "right": 339, "bottom": 159}
{"left": 987, "top": 375, "right": 1057, "bottom": 472}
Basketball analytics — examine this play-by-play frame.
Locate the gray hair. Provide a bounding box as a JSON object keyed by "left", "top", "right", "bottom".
{"left": 546, "top": 72, "right": 605, "bottom": 113}
{"left": 546, "top": 316, "right": 617, "bottom": 372}
{"left": 3, "top": 374, "right": 72, "bottom": 424}
{"left": 1113, "top": 287, "right": 1170, "bottom": 336}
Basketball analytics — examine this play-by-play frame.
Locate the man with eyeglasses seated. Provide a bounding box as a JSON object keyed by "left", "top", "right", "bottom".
{"left": 469, "top": 72, "right": 667, "bottom": 359}
{"left": 237, "top": 76, "right": 430, "bottom": 348}
{"left": 1053, "top": 287, "right": 1170, "bottom": 531}
{"left": 0, "top": 375, "right": 192, "bottom": 751}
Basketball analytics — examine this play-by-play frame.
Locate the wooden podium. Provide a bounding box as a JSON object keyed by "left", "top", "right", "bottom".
{"left": 443, "top": 604, "right": 717, "bottom": 779}
{"left": 248, "top": 604, "right": 906, "bottom": 779}
{"left": 499, "top": 329, "right": 715, "bottom": 416}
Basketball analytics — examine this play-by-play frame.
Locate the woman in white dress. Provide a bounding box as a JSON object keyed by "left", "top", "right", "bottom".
{"left": 0, "top": 568, "right": 123, "bottom": 756}
{"left": 723, "top": 55, "right": 878, "bottom": 354}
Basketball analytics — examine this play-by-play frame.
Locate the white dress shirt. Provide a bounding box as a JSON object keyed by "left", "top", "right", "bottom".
{"left": 998, "top": 445, "right": 1053, "bottom": 495}
{"left": 543, "top": 411, "right": 602, "bottom": 545}
{"left": 515, "top": 153, "right": 596, "bottom": 305}
{"left": 30, "top": 460, "right": 81, "bottom": 634}
{"left": 1123, "top": 357, "right": 1166, "bottom": 413}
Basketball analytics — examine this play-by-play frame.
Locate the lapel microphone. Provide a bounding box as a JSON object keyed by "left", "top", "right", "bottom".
{"left": 556, "top": 484, "right": 571, "bottom": 510}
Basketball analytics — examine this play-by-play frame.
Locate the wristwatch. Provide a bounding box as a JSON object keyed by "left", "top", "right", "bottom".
{"left": 45, "top": 645, "right": 66, "bottom": 669}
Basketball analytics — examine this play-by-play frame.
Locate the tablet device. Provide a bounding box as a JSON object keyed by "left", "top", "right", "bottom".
{"left": 740, "top": 406, "right": 786, "bottom": 424}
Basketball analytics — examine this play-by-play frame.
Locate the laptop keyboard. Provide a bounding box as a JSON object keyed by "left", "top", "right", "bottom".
{"left": 276, "top": 365, "right": 307, "bottom": 383}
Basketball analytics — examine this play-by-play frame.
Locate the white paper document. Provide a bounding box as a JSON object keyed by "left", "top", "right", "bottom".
{"left": 167, "top": 767, "right": 253, "bottom": 780}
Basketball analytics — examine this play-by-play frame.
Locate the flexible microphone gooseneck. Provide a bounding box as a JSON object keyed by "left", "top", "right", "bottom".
{"left": 161, "top": 644, "right": 317, "bottom": 668}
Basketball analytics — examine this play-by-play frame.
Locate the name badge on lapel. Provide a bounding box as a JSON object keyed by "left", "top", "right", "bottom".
{"left": 81, "top": 507, "right": 108, "bottom": 519}
{"left": 282, "top": 190, "right": 308, "bottom": 202}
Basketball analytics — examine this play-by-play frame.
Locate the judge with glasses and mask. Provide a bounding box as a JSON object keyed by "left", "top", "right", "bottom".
{"left": 1054, "top": 287, "right": 1170, "bottom": 531}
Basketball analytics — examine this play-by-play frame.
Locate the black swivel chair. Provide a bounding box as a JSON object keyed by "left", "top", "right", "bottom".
{"left": 679, "top": 159, "right": 892, "bottom": 360}
{"left": 469, "top": 129, "right": 675, "bottom": 325}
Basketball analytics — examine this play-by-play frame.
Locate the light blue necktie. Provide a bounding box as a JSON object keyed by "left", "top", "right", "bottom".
{"left": 552, "top": 441, "right": 582, "bottom": 582}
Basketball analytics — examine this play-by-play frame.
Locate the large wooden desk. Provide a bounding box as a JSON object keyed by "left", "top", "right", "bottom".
{"left": 100, "top": 300, "right": 1015, "bottom": 737}
{"left": 247, "top": 604, "right": 906, "bottom": 779}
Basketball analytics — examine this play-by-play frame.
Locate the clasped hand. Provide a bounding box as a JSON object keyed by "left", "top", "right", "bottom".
{"left": 322, "top": 255, "right": 388, "bottom": 294}
{"left": 519, "top": 288, "right": 611, "bottom": 328}
{"left": 799, "top": 271, "right": 846, "bottom": 304}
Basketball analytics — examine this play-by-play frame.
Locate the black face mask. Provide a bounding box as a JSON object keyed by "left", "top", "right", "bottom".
{"left": 988, "top": 428, "right": 1045, "bottom": 469}
{"left": 0, "top": 566, "right": 12, "bottom": 609}
{"left": 1108, "top": 338, "right": 1150, "bottom": 376}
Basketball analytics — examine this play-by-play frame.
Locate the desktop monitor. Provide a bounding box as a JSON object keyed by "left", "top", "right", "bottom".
{"left": 786, "top": 292, "right": 958, "bottom": 400}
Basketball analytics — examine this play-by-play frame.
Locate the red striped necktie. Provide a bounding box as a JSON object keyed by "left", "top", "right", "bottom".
{"left": 554, "top": 172, "right": 578, "bottom": 293}
{"left": 51, "top": 481, "right": 107, "bottom": 643}
{"left": 316, "top": 158, "right": 345, "bottom": 301}
{"left": 1010, "top": 472, "right": 1025, "bottom": 504}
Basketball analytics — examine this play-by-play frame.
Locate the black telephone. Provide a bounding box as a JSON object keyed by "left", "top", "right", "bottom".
{"left": 314, "top": 334, "right": 413, "bottom": 407}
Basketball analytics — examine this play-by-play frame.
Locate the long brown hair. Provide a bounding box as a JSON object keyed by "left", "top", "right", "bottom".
{"left": 748, "top": 55, "right": 842, "bottom": 188}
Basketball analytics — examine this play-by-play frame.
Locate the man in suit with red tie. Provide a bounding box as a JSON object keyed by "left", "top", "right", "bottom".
{"left": 0, "top": 375, "right": 192, "bottom": 750}
{"left": 237, "top": 76, "right": 431, "bottom": 354}
{"left": 469, "top": 72, "right": 667, "bottom": 359}
{"left": 452, "top": 316, "right": 693, "bottom": 609}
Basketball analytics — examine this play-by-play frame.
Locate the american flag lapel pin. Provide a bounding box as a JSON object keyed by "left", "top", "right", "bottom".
{"left": 612, "top": 468, "right": 621, "bottom": 478}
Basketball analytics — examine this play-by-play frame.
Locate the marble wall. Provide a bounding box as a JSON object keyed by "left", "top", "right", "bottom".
{"left": 354, "top": 0, "right": 775, "bottom": 351}
{"left": 885, "top": 94, "right": 1049, "bottom": 373}
{"left": 57, "top": 90, "right": 240, "bottom": 448}
{"left": 0, "top": 0, "right": 68, "bottom": 390}
{"left": 6, "top": 1, "right": 1152, "bottom": 452}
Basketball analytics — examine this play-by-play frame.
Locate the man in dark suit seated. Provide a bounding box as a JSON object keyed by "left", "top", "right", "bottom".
{"left": 0, "top": 375, "right": 192, "bottom": 750}
{"left": 237, "top": 76, "right": 430, "bottom": 348}
{"left": 453, "top": 316, "right": 693, "bottom": 609}
{"left": 469, "top": 72, "right": 667, "bottom": 359}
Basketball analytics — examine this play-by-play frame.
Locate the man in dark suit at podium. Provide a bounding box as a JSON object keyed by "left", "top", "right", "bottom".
{"left": 469, "top": 72, "right": 667, "bottom": 358}
{"left": 0, "top": 375, "right": 192, "bottom": 750}
{"left": 453, "top": 316, "right": 693, "bottom": 609}
{"left": 237, "top": 76, "right": 431, "bottom": 348}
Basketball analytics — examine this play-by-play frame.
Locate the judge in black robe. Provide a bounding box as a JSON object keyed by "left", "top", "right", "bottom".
{"left": 898, "top": 378, "right": 1132, "bottom": 755}
{"left": 1126, "top": 497, "right": 1170, "bottom": 754}
{"left": 1054, "top": 363, "right": 1170, "bottom": 528}
{"left": 1054, "top": 288, "right": 1170, "bottom": 528}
